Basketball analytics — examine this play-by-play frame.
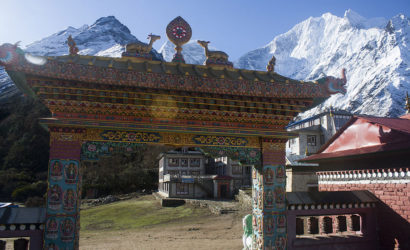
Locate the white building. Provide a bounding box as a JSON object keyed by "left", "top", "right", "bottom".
{"left": 285, "top": 109, "right": 352, "bottom": 192}
{"left": 158, "top": 148, "right": 252, "bottom": 199}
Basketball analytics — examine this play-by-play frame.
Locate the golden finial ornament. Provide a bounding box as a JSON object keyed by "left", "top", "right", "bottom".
{"left": 267, "top": 55, "right": 276, "bottom": 72}
{"left": 67, "top": 35, "right": 79, "bottom": 55}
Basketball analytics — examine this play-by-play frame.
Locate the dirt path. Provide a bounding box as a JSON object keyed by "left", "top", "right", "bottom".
{"left": 80, "top": 212, "right": 244, "bottom": 250}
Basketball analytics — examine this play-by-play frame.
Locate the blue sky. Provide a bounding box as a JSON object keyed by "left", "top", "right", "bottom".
{"left": 1, "top": 0, "right": 409, "bottom": 60}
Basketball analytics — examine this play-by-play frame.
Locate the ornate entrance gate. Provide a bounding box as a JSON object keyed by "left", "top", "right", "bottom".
{"left": 0, "top": 16, "right": 346, "bottom": 250}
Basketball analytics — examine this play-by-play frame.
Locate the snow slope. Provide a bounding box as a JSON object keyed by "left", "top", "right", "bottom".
{"left": 236, "top": 10, "right": 410, "bottom": 118}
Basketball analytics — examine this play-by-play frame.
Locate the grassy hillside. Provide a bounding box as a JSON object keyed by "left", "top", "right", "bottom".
{"left": 79, "top": 195, "right": 243, "bottom": 250}
{"left": 81, "top": 195, "right": 210, "bottom": 232}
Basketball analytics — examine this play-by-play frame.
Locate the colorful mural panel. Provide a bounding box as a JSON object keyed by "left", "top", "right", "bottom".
{"left": 44, "top": 216, "right": 77, "bottom": 249}
{"left": 252, "top": 164, "right": 287, "bottom": 250}
{"left": 45, "top": 159, "right": 80, "bottom": 249}
{"left": 81, "top": 141, "right": 144, "bottom": 160}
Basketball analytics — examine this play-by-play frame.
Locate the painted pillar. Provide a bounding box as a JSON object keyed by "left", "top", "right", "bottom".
{"left": 252, "top": 138, "right": 287, "bottom": 250}
{"left": 44, "top": 127, "right": 84, "bottom": 250}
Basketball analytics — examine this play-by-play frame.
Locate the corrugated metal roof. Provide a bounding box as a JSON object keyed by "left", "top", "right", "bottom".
{"left": 0, "top": 207, "right": 46, "bottom": 224}
{"left": 286, "top": 110, "right": 352, "bottom": 129}
{"left": 287, "top": 191, "right": 378, "bottom": 205}
{"left": 360, "top": 116, "right": 410, "bottom": 134}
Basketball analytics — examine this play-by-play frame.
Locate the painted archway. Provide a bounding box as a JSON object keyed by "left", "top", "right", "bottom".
{"left": 0, "top": 17, "right": 346, "bottom": 250}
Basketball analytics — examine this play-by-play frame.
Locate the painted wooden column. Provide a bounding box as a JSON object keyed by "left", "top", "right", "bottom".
{"left": 44, "top": 127, "right": 85, "bottom": 250}
{"left": 252, "top": 138, "right": 287, "bottom": 250}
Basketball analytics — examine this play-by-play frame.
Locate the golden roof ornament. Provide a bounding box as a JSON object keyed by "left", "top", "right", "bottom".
{"left": 67, "top": 35, "right": 79, "bottom": 55}
{"left": 122, "top": 34, "right": 160, "bottom": 60}
{"left": 197, "top": 40, "right": 233, "bottom": 68}
{"left": 267, "top": 55, "right": 276, "bottom": 72}
{"left": 166, "top": 16, "right": 192, "bottom": 63}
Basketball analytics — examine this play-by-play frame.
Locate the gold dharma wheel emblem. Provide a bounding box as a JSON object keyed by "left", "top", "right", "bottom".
{"left": 166, "top": 16, "right": 192, "bottom": 63}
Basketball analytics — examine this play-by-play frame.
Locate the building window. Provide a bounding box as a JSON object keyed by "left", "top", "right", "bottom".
{"left": 351, "top": 215, "right": 361, "bottom": 231}
{"left": 190, "top": 158, "right": 200, "bottom": 167}
{"left": 296, "top": 218, "right": 304, "bottom": 235}
{"left": 337, "top": 216, "right": 347, "bottom": 232}
{"left": 232, "top": 164, "right": 242, "bottom": 175}
{"left": 309, "top": 217, "right": 319, "bottom": 234}
{"left": 307, "top": 135, "right": 316, "bottom": 146}
{"left": 168, "top": 158, "right": 179, "bottom": 166}
{"left": 323, "top": 217, "right": 333, "bottom": 234}
{"left": 181, "top": 158, "right": 188, "bottom": 167}
{"left": 190, "top": 171, "right": 200, "bottom": 175}
{"left": 176, "top": 183, "right": 189, "bottom": 195}
{"left": 168, "top": 170, "right": 178, "bottom": 176}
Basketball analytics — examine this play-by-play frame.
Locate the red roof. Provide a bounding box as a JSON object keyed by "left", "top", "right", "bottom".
{"left": 400, "top": 113, "right": 410, "bottom": 120}
{"left": 302, "top": 115, "right": 410, "bottom": 162}
{"left": 360, "top": 116, "right": 410, "bottom": 134}
{"left": 303, "top": 140, "right": 410, "bottom": 161}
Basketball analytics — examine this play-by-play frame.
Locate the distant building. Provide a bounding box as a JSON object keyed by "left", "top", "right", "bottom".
{"left": 212, "top": 157, "right": 252, "bottom": 198}
{"left": 285, "top": 109, "right": 353, "bottom": 191}
{"left": 158, "top": 148, "right": 251, "bottom": 199}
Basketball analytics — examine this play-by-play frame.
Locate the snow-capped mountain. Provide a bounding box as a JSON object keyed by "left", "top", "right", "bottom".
{"left": 25, "top": 16, "right": 138, "bottom": 57}
{"left": 236, "top": 10, "right": 410, "bottom": 118}
{"left": 159, "top": 40, "right": 217, "bottom": 65}
{"left": 0, "top": 16, "right": 163, "bottom": 100}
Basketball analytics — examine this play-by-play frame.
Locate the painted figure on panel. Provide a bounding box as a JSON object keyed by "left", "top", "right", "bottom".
{"left": 45, "top": 218, "right": 58, "bottom": 239}
{"left": 274, "top": 186, "right": 285, "bottom": 209}
{"left": 275, "top": 235, "right": 286, "bottom": 250}
{"left": 45, "top": 242, "right": 59, "bottom": 250}
{"left": 264, "top": 215, "right": 274, "bottom": 236}
{"left": 60, "top": 218, "right": 75, "bottom": 242}
{"left": 277, "top": 214, "right": 286, "bottom": 233}
{"left": 258, "top": 174, "right": 263, "bottom": 188}
{"left": 253, "top": 188, "right": 258, "bottom": 207}
{"left": 275, "top": 166, "right": 285, "bottom": 183}
{"left": 264, "top": 189, "right": 274, "bottom": 209}
{"left": 258, "top": 188, "right": 263, "bottom": 210}
{"left": 48, "top": 184, "right": 62, "bottom": 211}
{"left": 257, "top": 216, "right": 262, "bottom": 233}
{"left": 63, "top": 189, "right": 77, "bottom": 212}
{"left": 252, "top": 214, "right": 257, "bottom": 231}
{"left": 64, "top": 162, "right": 78, "bottom": 184}
{"left": 257, "top": 235, "right": 264, "bottom": 250}
{"left": 50, "top": 160, "right": 63, "bottom": 181}
{"left": 264, "top": 167, "right": 274, "bottom": 185}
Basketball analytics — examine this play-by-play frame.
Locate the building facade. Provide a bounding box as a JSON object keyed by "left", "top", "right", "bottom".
{"left": 158, "top": 148, "right": 211, "bottom": 199}
{"left": 285, "top": 110, "right": 352, "bottom": 192}
{"left": 158, "top": 149, "right": 252, "bottom": 199}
